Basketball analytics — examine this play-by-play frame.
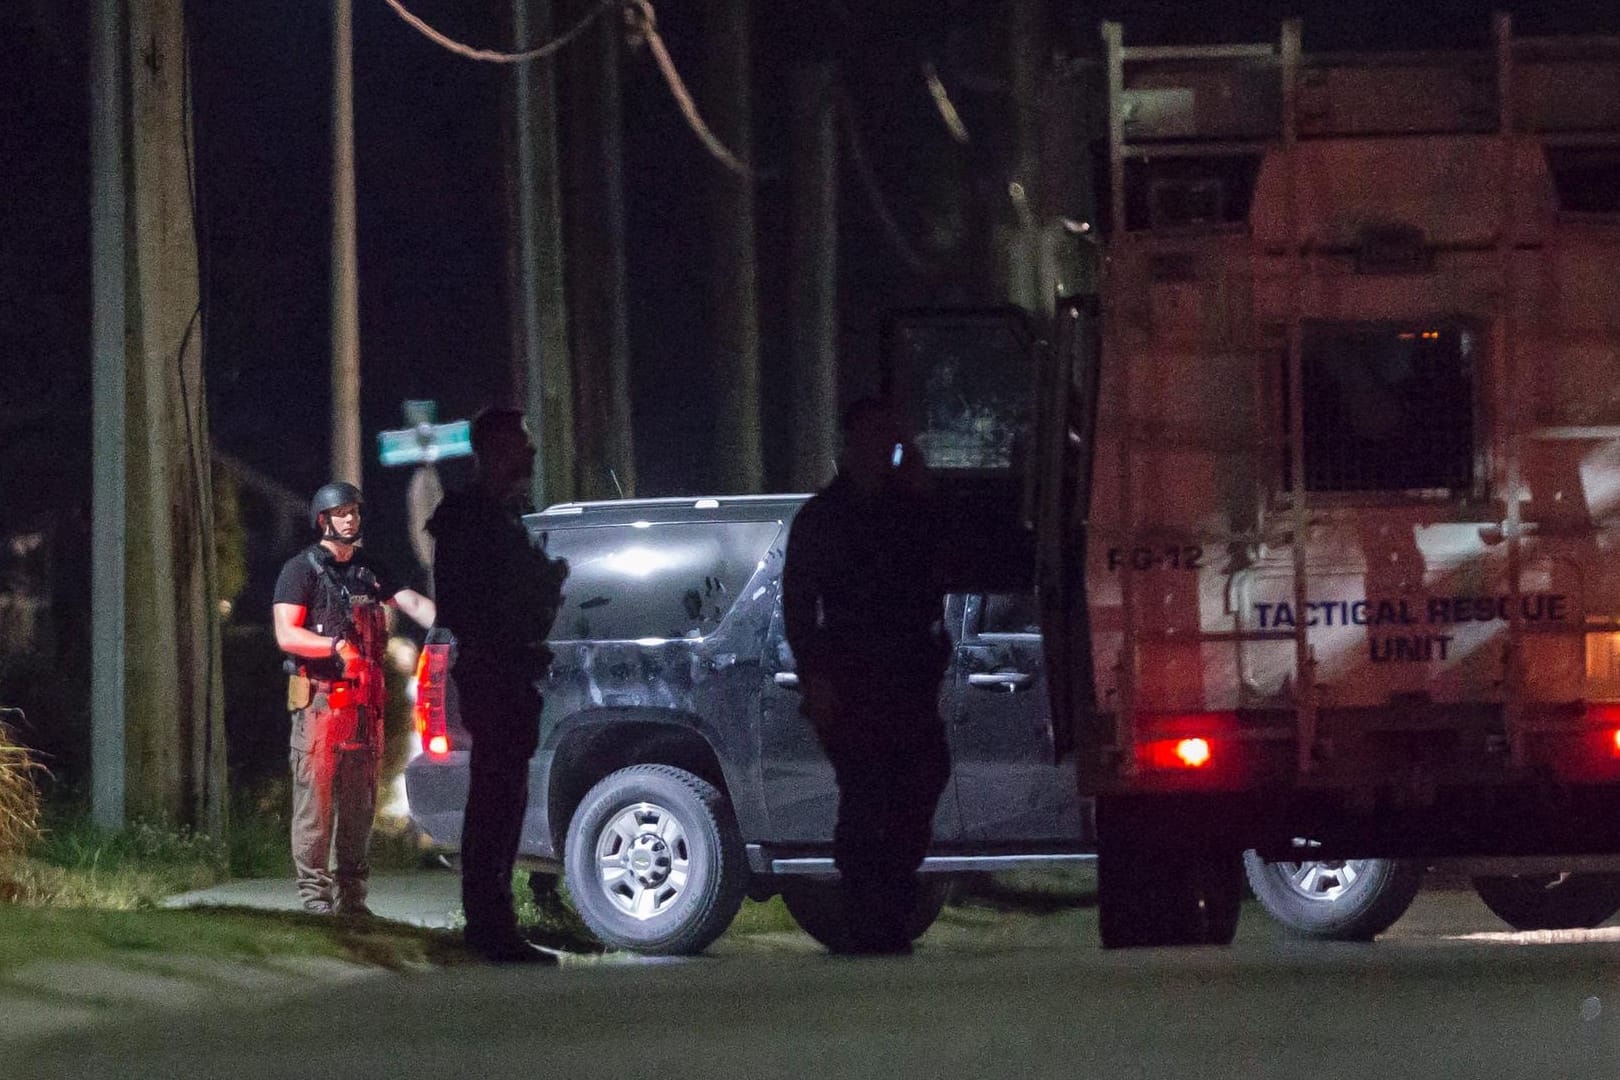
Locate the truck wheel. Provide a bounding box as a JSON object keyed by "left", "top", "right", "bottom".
{"left": 1244, "top": 852, "right": 1422, "bottom": 940}
{"left": 1097, "top": 797, "right": 1243, "bottom": 949}
{"left": 779, "top": 878, "right": 951, "bottom": 952}
{"left": 564, "top": 764, "right": 748, "bottom": 955}
{"left": 1472, "top": 872, "right": 1620, "bottom": 931}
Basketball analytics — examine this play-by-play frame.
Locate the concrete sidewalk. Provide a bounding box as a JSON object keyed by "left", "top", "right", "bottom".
{"left": 164, "top": 868, "right": 464, "bottom": 928}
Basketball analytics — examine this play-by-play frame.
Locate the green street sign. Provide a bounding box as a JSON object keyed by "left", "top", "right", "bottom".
{"left": 378, "top": 420, "right": 472, "bottom": 466}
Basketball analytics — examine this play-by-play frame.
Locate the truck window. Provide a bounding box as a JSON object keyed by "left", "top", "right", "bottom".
{"left": 886, "top": 314, "right": 1032, "bottom": 471}
{"left": 975, "top": 591, "right": 1041, "bottom": 637}
{"left": 539, "top": 521, "right": 782, "bottom": 643}
{"left": 1547, "top": 147, "right": 1620, "bottom": 215}
{"left": 1125, "top": 155, "right": 1261, "bottom": 232}
{"left": 1298, "top": 323, "right": 1475, "bottom": 495}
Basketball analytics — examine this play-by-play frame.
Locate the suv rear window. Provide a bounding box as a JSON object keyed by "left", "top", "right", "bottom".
{"left": 539, "top": 520, "right": 782, "bottom": 642}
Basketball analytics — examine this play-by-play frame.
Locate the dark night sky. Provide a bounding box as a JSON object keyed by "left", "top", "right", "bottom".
{"left": 6, "top": 0, "right": 1620, "bottom": 607}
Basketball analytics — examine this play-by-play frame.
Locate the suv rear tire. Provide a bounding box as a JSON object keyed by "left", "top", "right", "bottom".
{"left": 564, "top": 765, "right": 747, "bottom": 955}
{"left": 1244, "top": 852, "right": 1422, "bottom": 940}
{"left": 779, "top": 878, "right": 951, "bottom": 952}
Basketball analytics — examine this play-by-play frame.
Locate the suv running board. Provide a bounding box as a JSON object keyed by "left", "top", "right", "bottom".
{"left": 747, "top": 847, "right": 1097, "bottom": 876}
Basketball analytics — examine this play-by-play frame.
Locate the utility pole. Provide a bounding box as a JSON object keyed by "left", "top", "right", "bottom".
{"left": 704, "top": 0, "right": 763, "bottom": 493}
{"left": 90, "top": 0, "right": 226, "bottom": 833}
{"left": 89, "top": 0, "right": 126, "bottom": 830}
{"left": 789, "top": 62, "right": 839, "bottom": 491}
{"left": 331, "top": 0, "right": 362, "bottom": 484}
{"left": 1001, "top": 0, "right": 1051, "bottom": 311}
{"left": 562, "top": 0, "right": 635, "bottom": 500}
{"left": 509, "top": 0, "right": 574, "bottom": 509}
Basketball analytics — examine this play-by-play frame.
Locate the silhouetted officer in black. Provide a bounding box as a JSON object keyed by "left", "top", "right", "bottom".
{"left": 427, "top": 407, "right": 568, "bottom": 963}
{"left": 783, "top": 397, "right": 950, "bottom": 954}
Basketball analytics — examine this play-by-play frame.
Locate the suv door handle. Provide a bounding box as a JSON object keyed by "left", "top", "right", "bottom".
{"left": 774, "top": 672, "right": 801, "bottom": 690}
{"left": 967, "top": 672, "right": 1033, "bottom": 690}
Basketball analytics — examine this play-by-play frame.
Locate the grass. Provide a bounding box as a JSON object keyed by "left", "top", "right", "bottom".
{"left": 724, "top": 894, "right": 800, "bottom": 937}
{"left": 0, "top": 807, "right": 466, "bottom": 974}
{"left": 0, "top": 753, "right": 1095, "bottom": 974}
{"left": 0, "top": 783, "right": 597, "bottom": 975}
{"left": 19, "top": 815, "right": 231, "bottom": 908}
{"left": 11, "top": 777, "right": 439, "bottom": 912}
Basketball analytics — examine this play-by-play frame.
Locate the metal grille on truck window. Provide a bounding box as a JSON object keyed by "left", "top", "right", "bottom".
{"left": 1299, "top": 324, "right": 1475, "bottom": 494}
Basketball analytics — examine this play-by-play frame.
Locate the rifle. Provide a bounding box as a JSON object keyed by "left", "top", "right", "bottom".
{"left": 330, "top": 594, "right": 388, "bottom": 751}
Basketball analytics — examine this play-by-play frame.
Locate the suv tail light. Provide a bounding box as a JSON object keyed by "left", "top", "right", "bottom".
{"left": 414, "top": 644, "right": 452, "bottom": 758}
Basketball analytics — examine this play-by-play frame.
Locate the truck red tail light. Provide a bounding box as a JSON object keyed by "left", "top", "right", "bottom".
{"left": 1141, "top": 737, "right": 1215, "bottom": 770}
{"left": 1136, "top": 712, "right": 1236, "bottom": 772}
{"left": 1175, "top": 737, "right": 1212, "bottom": 767}
{"left": 414, "top": 644, "right": 452, "bottom": 758}
{"left": 1585, "top": 704, "right": 1620, "bottom": 728}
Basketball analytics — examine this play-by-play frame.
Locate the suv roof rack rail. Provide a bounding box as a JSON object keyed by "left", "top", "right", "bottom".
{"left": 536, "top": 494, "right": 812, "bottom": 517}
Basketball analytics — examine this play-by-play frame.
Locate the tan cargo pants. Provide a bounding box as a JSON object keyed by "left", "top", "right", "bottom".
{"left": 289, "top": 685, "right": 379, "bottom": 910}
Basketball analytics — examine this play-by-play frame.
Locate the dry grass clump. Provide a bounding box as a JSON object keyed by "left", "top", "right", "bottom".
{"left": 0, "top": 713, "right": 43, "bottom": 877}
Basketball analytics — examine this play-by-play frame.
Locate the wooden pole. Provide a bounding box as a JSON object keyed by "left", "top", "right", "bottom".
{"left": 331, "top": 0, "right": 362, "bottom": 485}
{"left": 92, "top": 0, "right": 226, "bottom": 831}
{"left": 509, "top": 0, "right": 575, "bottom": 508}
{"left": 789, "top": 62, "right": 839, "bottom": 491}
{"left": 562, "top": 0, "right": 635, "bottom": 499}
{"left": 703, "top": 0, "right": 763, "bottom": 493}
{"left": 89, "top": 0, "right": 127, "bottom": 829}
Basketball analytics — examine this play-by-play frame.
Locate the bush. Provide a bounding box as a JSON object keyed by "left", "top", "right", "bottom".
{"left": 0, "top": 714, "right": 42, "bottom": 870}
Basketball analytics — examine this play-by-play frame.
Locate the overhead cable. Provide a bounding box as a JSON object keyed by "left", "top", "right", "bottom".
{"left": 624, "top": 0, "right": 757, "bottom": 180}
{"left": 377, "top": 0, "right": 757, "bottom": 180}
{"left": 378, "top": 0, "right": 620, "bottom": 64}
{"left": 835, "top": 83, "right": 935, "bottom": 277}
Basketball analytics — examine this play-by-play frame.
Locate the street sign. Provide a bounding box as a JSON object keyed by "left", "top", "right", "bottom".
{"left": 377, "top": 420, "right": 472, "bottom": 466}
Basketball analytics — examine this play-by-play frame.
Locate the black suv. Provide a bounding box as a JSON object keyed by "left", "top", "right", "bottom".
{"left": 405, "top": 495, "right": 1416, "bottom": 954}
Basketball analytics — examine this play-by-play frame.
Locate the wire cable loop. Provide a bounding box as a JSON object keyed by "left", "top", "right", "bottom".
{"left": 377, "top": 0, "right": 759, "bottom": 180}
{"left": 378, "top": 0, "right": 619, "bottom": 64}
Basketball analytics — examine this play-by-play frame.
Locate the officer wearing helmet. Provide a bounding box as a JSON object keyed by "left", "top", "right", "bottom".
{"left": 272, "top": 481, "right": 435, "bottom": 916}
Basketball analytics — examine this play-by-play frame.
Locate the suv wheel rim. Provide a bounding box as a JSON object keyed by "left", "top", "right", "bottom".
{"left": 595, "top": 801, "right": 691, "bottom": 920}
{"left": 1276, "top": 859, "right": 1362, "bottom": 903}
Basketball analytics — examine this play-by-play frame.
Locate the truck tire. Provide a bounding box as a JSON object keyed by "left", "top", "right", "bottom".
{"left": 1097, "top": 797, "right": 1243, "bottom": 949}
{"left": 564, "top": 764, "right": 748, "bottom": 955}
{"left": 1472, "top": 872, "right": 1620, "bottom": 931}
{"left": 1244, "top": 853, "right": 1422, "bottom": 941}
{"left": 779, "top": 878, "right": 951, "bottom": 952}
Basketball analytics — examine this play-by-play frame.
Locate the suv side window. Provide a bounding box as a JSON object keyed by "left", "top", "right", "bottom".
{"left": 540, "top": 521, "right": 782, "bottom": 642}
{"left": 973, "top": 590, "right": 1041, "bottom": 637}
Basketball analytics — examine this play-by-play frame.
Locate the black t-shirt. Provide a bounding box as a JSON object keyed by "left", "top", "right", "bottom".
{"left": 273, "top": 544, "right": 402, "bottom": 679}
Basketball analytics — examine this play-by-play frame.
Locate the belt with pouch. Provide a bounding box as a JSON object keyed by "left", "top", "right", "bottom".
{"left": 287, "top": 671, "right": 358, "bottom": 711}
{"left": 307, "top": 674, "right": 359, "bottom": 709}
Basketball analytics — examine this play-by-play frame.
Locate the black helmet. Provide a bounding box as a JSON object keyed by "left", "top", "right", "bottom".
{"left": 309, "top": 481, "right": 363, "bottom": 529}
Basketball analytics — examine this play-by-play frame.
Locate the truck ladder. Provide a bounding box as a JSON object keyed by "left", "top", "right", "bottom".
{"left": 1102, "top": 20, "right": 1316, "bottom": 775}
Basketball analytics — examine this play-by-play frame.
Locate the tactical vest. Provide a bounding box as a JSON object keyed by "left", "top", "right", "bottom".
{"left": 301, "top": 547, "right": 387, "bottom": 680}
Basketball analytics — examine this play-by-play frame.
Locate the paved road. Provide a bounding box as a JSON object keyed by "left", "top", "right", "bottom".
{"left": 19, "top": 878, "right": 1620, "bottom": 1079}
